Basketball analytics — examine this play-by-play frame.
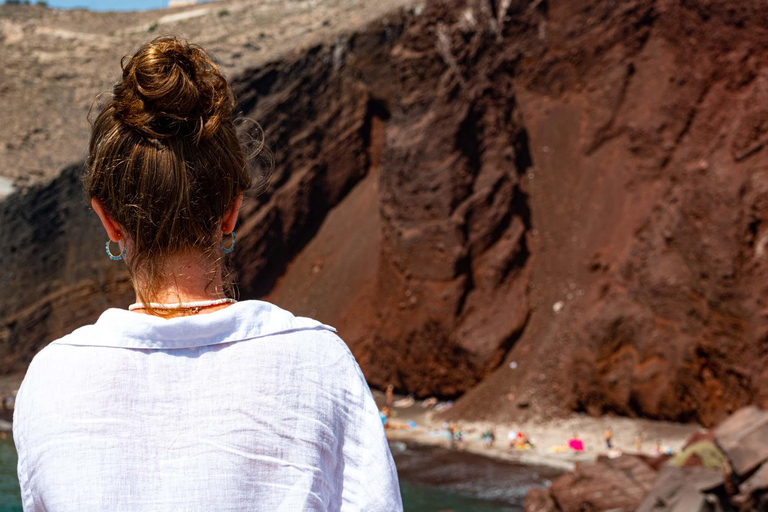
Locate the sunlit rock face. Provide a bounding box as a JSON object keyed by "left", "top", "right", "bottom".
{"left": 5, "top": 0, "right": 768, "bottom": 426}
{"left": 445, "top": 0, "right": 768, "bottom": 426}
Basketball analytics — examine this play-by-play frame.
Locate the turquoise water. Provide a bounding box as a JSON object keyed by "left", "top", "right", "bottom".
{"left": 0, "top": 437, "right": 20, "bottom": 512}
{"left": 400, "top": 481, "right": 518, "bottom": 512}
{"left": 0, "top": 437, "right": 554, "bottom": 511}
{"left": 392, "top": 442, "right": 556, "bottom": 511}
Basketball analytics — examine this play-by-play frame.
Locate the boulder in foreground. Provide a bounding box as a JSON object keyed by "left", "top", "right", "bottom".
{"left": 527, "top": 407, "right": 768, "bottom": 512}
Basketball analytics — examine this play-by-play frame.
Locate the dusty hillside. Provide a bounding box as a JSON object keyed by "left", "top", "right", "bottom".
{"left": 4, "top": 0, "right": 768, "bottom": 427}
{"left": 0, "top": 0, "right": 418, "bottom": 190}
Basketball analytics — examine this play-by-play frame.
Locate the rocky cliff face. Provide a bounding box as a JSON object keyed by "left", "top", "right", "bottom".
{"left": 257, "top": 0, "right": 536, "bottom": 397}
{"left": 0, "top": 165, "right": 134, "bottom": 373}
{"left": 4, "top": 0, "right": 768, "bottom": 426}
{"left": 446, "top": 0, "right": 768, "bottom": 426}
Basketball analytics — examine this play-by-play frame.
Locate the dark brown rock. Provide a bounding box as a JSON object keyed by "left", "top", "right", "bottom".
{"left": 0, "top": 165, "right": 134, "bottom": 374}
{"left": 524, "top": 487, "right": 557, "bottom": 512}
{"left": 548, "top": 455, "right": 657, "bottom": 512}
{"left": 346, "top": 0, "right": 534, "bottom": 396}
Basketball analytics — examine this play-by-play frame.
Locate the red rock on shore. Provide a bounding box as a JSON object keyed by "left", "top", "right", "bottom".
{"left": 526, "top": 407, "right": 768, "bottom": 512}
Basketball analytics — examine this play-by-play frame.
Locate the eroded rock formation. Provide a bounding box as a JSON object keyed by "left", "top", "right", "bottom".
{"left": 230, "top": 0, "right": 536, "bottom": 398}
{"left": 339, "top": 0, "right": 535, "bottom": 396}
{"left": 445, "top": 0, "right": 768, "bottom": 426}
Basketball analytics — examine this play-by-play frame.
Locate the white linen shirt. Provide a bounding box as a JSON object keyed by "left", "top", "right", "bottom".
{"left": 13, "top": 300, "right": 402, "bottom": 512}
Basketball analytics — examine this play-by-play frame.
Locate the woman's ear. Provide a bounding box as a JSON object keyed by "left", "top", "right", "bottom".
{"left": 222, "top": 193, "right": 243, "bottom": 234}
{"left": 91, "top": 198, "right": 122, "bottom": 242}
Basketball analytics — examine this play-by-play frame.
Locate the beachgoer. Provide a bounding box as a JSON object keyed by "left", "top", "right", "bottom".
{"left": 635, "top": 434, "right": 643, "bottom": 453}
{"left": 568, "top": 433, "right": 585, "bottom": 452}
{"left": 507, "top": 430, "right": 518, "bottom": 449}
{"left": 489, "top": 427, "right": 496, "bottom": 448}
{"left": 448, "top": 423, "right": 457, "bottom": 449}
{"left": 514, "top": 432, "right": 533, "bottom": 450}
{"left": 12, "top": 37, "right": 402, "bottom": 512}
{"left": 380, "top": 406, "right": 391, "bottom": 428}
{"left": 482, "top": 428, "right": 494, "bottom": 448}
{"left": 603, "top": 427, "right": 613, "bottom": 449}
{"left": 386, "top": 384, "right": 394, "bottom": 409}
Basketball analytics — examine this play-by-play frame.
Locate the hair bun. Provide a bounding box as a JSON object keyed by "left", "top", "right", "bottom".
{"left": 113, "top": 36, "right": 233, "bottom": 142}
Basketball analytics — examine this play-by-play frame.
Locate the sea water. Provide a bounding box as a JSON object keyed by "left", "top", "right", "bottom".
{"left": 0, "top": 437, "right": 19, "bottom": 512}
{"left": 0, "top": 437, "right": 555, "bottom": 510}
{"left": 392, "top": 442, "right": 558, "bottom": 511}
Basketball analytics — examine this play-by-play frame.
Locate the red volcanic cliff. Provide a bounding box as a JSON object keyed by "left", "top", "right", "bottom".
{"left": 445, "top": 0, "right": 768, "bottom": 426}
{"left": 261, "top": 0, "right": 768, "bottom": 426}
{"left": 3, "top": 0, "right": 768, "bottom": 426}
{"left": 258, "top": 0, "right": 535, "bottom": 398}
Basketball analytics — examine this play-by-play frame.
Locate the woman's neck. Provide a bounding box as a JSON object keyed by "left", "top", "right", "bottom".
{"left": 132, "top": 252, "right": 230, "bottom": 308}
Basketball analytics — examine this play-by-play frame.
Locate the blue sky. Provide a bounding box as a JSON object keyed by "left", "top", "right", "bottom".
{"left": 42, "top": 0, "right": 210, "bottom": 11}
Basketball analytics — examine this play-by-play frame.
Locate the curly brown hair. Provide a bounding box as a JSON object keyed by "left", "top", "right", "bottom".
{"left": 84, "top": 36, "right": 259, "bottom": 310}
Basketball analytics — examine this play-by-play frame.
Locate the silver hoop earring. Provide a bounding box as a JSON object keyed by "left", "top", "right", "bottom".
{"left": 106, "top": 240, "right": 126, "bottom": 261}
{"left": 222, "top": 231, "right": 236, "bottom": 254}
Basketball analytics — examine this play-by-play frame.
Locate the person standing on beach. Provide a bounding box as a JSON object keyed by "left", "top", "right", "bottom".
{"left": 12, "top": 37, "right": 402, "bottom": 512}
{"left": 386, "top": 384, "right": 395, "bottom": 409}
{"left": 481, "top": 428, "right": 493, "bottom": 448}
{"left": 448, "top": 423, "right": 457, "bottom": 448}
{"left": 507, "top": 430, "right": 518, "bottom": 449}
{"left": 603, "top": 427, "right": 613, "bottom": 449}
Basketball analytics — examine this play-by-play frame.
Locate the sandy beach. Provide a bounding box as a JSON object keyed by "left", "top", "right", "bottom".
{"left": 374, "top": 391, "right": 703, "bottom": 472}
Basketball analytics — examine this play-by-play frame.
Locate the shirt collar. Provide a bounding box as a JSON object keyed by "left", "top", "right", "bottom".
{"left": 53, "top": 300, "right": 336, "bottom": 350}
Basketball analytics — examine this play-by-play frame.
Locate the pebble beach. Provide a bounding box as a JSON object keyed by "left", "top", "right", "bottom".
{"left": 374, "top": 391, "right": 703, "bottom": 473}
